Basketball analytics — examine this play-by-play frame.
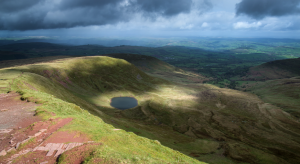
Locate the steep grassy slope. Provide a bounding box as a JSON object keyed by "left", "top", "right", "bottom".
{"left": 1, "top": 55, "right": 300, "bottom": 163}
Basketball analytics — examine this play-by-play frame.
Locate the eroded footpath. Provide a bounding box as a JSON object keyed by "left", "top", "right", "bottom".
{"left": 0, "top": 92, "right": 95, "bottom": 164}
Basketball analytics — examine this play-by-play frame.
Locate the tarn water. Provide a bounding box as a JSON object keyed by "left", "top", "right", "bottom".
{"left": 110, "top": 97, "right": 138, "bottom": 110}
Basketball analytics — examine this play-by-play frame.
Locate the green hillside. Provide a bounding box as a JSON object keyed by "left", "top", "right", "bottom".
{"left": 1, "top": 55, "right": 300, "bottom": 163}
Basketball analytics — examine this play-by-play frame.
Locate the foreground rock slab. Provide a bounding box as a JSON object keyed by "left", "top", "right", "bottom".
{"left": 0, "top": 150, "right": 7, "bottom": 156}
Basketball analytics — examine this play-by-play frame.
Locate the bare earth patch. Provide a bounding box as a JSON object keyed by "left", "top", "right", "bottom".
{"left": 0, "top": 92, "right": 40, "bottom": 130}
{"left": 0, "top": 94, "right": 95, "bottom": 164}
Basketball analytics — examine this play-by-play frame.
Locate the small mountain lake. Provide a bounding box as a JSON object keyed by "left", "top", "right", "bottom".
{"left": 110, "top": 97, "right": 138, "bottom": 110}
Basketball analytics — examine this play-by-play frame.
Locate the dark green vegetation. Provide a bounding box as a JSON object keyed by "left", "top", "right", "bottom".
{"left": 2, "top": 37, "right": 300, "bottom": 89}
{"left": 1, "top": 54, "right": 300, "bottom": 164}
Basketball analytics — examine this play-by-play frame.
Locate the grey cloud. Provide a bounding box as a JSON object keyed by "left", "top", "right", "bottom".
{"left": 0, "top": 0, "right": 212, "bottom": 31}
{"left": 236, "top": 0, "right": 300, "bottom": 19}
{"left": 0, "top": 0, "right": 41, "bottom": 13}
{"left": 195, "top": 0, "right": 213, "bottom": 13}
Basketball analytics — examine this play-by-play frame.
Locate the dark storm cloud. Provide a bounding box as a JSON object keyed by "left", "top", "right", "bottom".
{"left": 59, "top": 0, "right": 123, "bottom": 9}
{"left": 133, "top": 0, "right": 193, "bottom": 16}
{"left": 0, "top": 0, "right": 212, "bottom": 31}
{"left": 0, "top": 0, "right": 131, "bottom": 30}
{"left": 0, "top": 0, "right": 41, "bottom": 13}
{"left": 236, "top": 0, "right": 300, "bottom": 19}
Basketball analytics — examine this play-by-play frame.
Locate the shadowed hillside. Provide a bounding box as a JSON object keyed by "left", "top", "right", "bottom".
{"left": 245, "top": 58, "right": 300, "bottom": 81}
{"left": 0, "top": 55, "right": 300, "bottom": 164}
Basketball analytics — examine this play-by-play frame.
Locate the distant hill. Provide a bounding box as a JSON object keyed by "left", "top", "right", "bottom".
{"left": 0, "top": 38, "right": 148, "bottom": 47}
{"left": 0, "top": 42, "right": 70, "bottom": 61}
{"left": 0, "top": 42, "right": 68, "bottom": 50}
{"left": 0, "top": 39, "right": 55, "bottom": 46}
{"left": 244, "top": 58, "right": 300, "bottom": 80}
{"left": 0, "top": 42, "right": 208, "bottom": 62}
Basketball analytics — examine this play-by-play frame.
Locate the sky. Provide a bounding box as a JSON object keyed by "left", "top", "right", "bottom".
{"left": 0, "top": 0, "right": 300, "bottom": 38}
